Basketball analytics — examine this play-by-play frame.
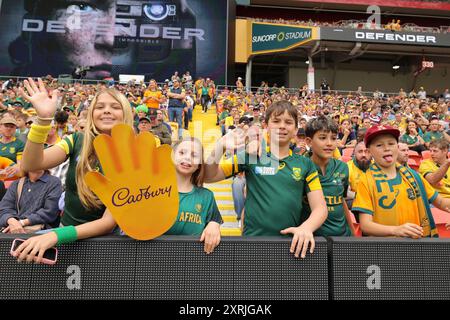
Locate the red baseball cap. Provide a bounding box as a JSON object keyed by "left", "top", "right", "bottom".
{"left": 364, "top": 125, "right": 400, "bottom": 147}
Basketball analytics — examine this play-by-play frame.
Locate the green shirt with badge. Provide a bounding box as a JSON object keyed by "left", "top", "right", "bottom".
{"left": 423, "top": 131, "right": 443, "bottom": 143}
{"left": 0, "top": 137, "right": 25, "bottom": 162}
{"left": 165, "top": 186, "right": 223, "bottom": 236}
{"left": 220, "top": 150, "right": 322, "bottom": 236}
{"left": 56, "top": 132, "right": 105, "bottom": 226}
{"left": 400, "top": 134, "right": 419, "bottom": 146}
{"left": 301, "top": 158, "right": 351, "bottom": 236}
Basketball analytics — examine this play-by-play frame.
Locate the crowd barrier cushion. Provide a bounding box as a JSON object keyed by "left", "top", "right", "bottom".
{"left": 329, "top": 237, "right": 450, "bottom": 300}
{"left": 0, "top": 235, "right": 329, "bottom": 300}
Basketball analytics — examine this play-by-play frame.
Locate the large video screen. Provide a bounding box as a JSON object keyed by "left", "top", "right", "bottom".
{"left": 0, "top": 0, "right": 230, "bottom": 83}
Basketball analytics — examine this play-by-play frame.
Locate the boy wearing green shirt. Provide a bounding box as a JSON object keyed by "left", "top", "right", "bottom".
{"left": 302, "top": 116, "right": 352, "bottom": 236}
{"left": 204, "top": 100, "right": 327, "bottom": 258}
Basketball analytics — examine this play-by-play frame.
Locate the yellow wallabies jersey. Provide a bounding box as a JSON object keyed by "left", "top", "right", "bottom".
{"left": 353, "top": 167, "right": 438, "bottom": 227}
{"left": 419, "top": 159, "right": 450, "bottom": 198}
{"left": 347, "top": 159, "right": 366, "bottom": 192}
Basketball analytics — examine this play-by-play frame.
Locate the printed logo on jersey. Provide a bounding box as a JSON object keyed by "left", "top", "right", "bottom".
{"left": 292, "top": 167, "right": 302, "bottom": 181}
{"left": 406, "top": 188, "right": 416, "bottom": 200}
{"left": 379, "top": 189, "right": 400, "bottom": 209}
{"left": 195, "top": 204, "right": 202, "bottom": 213}
{"left": 255, "top": 166, "right": 276, "bottom": 176}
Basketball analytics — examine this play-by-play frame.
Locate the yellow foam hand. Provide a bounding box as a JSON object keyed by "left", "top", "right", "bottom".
{"left": 84, "top": 124, "right": 179, "bottom": 240}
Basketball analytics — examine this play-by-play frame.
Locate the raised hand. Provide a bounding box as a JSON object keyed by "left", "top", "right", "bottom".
{"left": 220, "top": 128, "right": 246, "bottom": 153}
{"left": 19, "top": 78, "right": 58, "bottom": 118}
{"left": 84, "top": 124, "right": 179, "bottom": 240}
{"left": 246, "top": 125, "right": 264, "bottom": 157}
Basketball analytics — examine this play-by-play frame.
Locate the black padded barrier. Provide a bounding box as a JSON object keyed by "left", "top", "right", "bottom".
{"left": 0, "top": 235, "right": 329, "bottom": 300}
{"left": 329, "top": 237, "right": 450, "bottom": 300}
{"left": 7, "top": 235, "right": 449, "bottom": 300}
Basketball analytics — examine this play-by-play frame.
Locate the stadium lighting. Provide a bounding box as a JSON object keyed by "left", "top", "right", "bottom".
{"left": 392, "top": 65, "right": 400, "bottom": 70}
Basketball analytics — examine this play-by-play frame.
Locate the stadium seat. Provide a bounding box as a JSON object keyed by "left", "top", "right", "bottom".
{"left": 422, "top": 150, "right": 431, "bottom": 160}
{"left": 431, "top": 207, "right": 450, "bottom": 238}
{"left": 349, "top": 212, "right": 362, "bottom": 237}
{"left": 408, "top": 150, "right": 422, "bottom": 165}
{"left": 340, "top": 155, "right": 352, "bottom": 163}
{"left": 408, "top": 158, "right": 419, "bottom": 171}
{"left": 342, "top": 148, "right": 354, "bottom": 157}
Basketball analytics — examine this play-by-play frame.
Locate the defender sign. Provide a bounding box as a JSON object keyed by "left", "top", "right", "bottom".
{"left": 252, "top": 22, "right": 315, "bottom": 54}
{"left": 321, "top": 27, "right": 450, "bottom": 47}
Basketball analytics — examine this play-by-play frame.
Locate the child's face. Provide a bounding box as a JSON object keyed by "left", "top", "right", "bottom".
{"left": 15, "top": 118, "right": 25, "bottom": 129}
{"left": 138, "top": 111, "right": 146, "bottom": 119}
{"left": 307, "top": 130, "right": 338, "bottom": 160}
{"left": 267, "top": 110, "right": 297, "bottom": 146}
{"left": 174, "top": 140, "right": 202, "bottom": 176}
{"left": 368, "top": 134, "right": 399, "bottom": 169}
{"left": 69, "top": 117, "right": 78, "bottom": 127}
{"left": 296, "top": 136, "right": 306, "bottom": 145}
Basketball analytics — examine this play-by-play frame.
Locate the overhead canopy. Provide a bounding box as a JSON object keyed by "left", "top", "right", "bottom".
{"left": 236, "top": 19, "right": 450, "bottom": 63}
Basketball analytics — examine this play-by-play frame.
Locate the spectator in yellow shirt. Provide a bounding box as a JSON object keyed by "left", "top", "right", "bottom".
{"left": 348, "top": 142, "right": 372, "bottom": 194}
{"left": 143, "top": 79, "right": 164, "bottom": 109}
{"left": 419, "top": 139, "right": 450, "bottom": 198}
{"left": 353, "top": 125, "right": 450, "bottom": 238}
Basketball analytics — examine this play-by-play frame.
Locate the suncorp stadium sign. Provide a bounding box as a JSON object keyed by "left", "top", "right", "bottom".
{"left": 251, "top": 23, "right": 315, "bottom": 54}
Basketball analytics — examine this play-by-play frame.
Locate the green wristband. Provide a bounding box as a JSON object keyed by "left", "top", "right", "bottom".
{"left": 54, "top": 226, "right": 78, "bottom": 245}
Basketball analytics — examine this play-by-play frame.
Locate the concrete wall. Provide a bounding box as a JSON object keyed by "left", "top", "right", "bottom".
{"left": 289, "top": 60, "right": 450, "bottom": 93}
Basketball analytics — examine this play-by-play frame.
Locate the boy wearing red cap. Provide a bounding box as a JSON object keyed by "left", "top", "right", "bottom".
{"left": 353, "top": 125, "right": 450, "bottom": 238}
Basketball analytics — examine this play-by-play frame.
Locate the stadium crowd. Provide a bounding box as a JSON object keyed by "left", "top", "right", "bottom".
{"left": 1, "top": 73, "right": 450, "bottom": 262}
{"left": 248, "top": 17, "right": 449, "bottom": 33}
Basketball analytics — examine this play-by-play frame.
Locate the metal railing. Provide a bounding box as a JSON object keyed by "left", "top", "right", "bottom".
{"left": 0, "top": 75, "right": 192, "bottom": 90}
{"left": 0, "top": 75, "right": 228, "bottom": 91}
{"left": 0, "top": 75, "right": 112, "bottom": 86}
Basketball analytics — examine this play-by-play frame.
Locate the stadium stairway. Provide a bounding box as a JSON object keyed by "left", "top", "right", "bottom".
{"left": 187, "top": 104, "right": 241, "bottom": 236}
